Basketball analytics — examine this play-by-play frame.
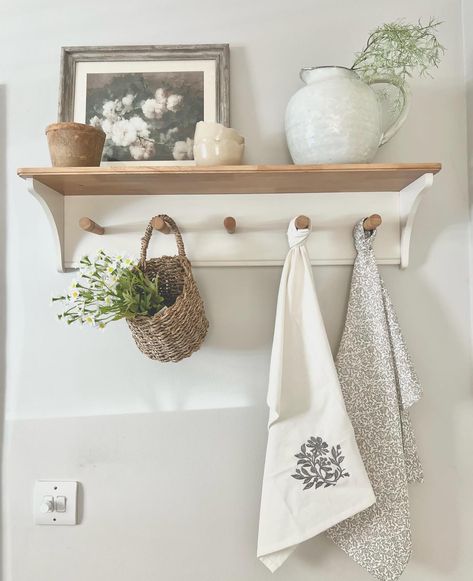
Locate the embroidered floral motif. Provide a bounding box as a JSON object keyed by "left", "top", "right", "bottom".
{"left": 291, "top": 437, "right": 350, "bottom": 490}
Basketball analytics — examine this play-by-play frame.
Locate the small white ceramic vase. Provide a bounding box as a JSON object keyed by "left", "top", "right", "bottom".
{"left": 285, "top": 66, "right": 410, "bottom": 164}
{"left": 193, "top": 121, "right": 245, "bottom": 165}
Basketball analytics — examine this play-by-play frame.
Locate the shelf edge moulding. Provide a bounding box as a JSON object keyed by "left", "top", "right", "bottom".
{"left": 18, "top": 163, "right": 441, "bottom": 271}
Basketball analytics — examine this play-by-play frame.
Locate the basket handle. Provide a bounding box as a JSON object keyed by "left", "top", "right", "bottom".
{"left": 140, "top": 214, "right": 186, "bottom": 267}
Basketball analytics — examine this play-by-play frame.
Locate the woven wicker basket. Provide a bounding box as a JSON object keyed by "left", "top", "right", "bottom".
{"left": 127, "top": 215, "right": 209, "bottom": 362}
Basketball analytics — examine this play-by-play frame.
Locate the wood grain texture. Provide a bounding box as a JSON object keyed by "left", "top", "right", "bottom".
{"left": 223, "top": 216, "right": 237, "bottom": 233}
{"left": 363, "top": 214, "right": 382, "bottom": 231}
{"left": 17, "top": 163, "right": 441, "bottom": 195}
{"left": 151, "top": 216, "right": 171, "bottom": 234}
{"left": 295, "top": 215, "right": 311, "bottom": 229}
{"left": 79, "top": 217, "right": 105, "bottom": 235}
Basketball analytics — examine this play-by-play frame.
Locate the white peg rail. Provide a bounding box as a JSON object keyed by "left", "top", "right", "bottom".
{"left": 18, "top": 164, "right": 440, "bottom": 271}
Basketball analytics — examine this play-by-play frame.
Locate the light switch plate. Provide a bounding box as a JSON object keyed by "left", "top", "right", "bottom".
{"left": 34, "top": 481, "right": 78, "bottom": 525}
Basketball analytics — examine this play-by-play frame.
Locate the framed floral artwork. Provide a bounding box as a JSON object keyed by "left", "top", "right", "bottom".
{"left": 58, "top": 45, "right": 230, "bottom": 165}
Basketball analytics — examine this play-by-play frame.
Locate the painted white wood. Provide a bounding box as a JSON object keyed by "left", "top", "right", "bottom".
{"left": 64, "top": 191, "right": 399, "bottom": 267}
{"left": 27, "top": 178, "right": 66, "bottom": 272}
{"left": 399, "top": 173, "right": 434, "bottom": 269}
{"left": 26, "top": 175, "right": 434, "bottom": 271}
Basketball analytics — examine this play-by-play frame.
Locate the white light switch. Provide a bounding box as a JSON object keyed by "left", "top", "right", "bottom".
{"left": 34, "top": 481, "right": 78, "bottom": 525}
{"left": 55, "top": 496, "right": 67, "bottom": 512}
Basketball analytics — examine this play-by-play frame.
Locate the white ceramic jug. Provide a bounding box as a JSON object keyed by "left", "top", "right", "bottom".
{"left": 285, "top": 66, "right": 410, "bottom": 164}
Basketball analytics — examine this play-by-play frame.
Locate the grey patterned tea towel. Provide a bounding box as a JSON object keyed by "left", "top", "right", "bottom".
{"left": 326, "top": 220, "right": 423, "bottom": 581}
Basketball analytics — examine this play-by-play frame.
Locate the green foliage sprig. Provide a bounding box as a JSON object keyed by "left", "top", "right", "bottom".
{"left": 52, "top": 250, "right": 165, "bottom": 328}
{"left": 351, "top": 19, "right": 445, "bottom": 86}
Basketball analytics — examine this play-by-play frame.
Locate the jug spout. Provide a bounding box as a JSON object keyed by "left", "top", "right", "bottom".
{"left": 300, "top": 66, "right": 359, "bottom": 85}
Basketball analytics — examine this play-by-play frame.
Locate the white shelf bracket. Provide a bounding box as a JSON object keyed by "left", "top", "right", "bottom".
{"left": 399, "top": 173, "right": 433, "bottom": 269}
{"left": 27, "top": 178, "right": 66, "bottom": 272}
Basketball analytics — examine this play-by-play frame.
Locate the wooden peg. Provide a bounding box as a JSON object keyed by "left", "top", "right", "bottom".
{"left": 363, "top": 214, "right": 382, "bottom": 231}
{"left": 295, "top": 215, "right": 311, "bottom": 230}
{"left": 224, "top": 216, "right": 236, "bottom": 234}
{"left": 152, "top": 216, "right": 171, "bottom": 234}
{"left": 79, "top": 217, "right": 105, "bottom": 235}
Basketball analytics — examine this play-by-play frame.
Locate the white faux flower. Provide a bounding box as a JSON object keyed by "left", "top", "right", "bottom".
{"left": 84, "top": 314, "right": 95, "bottom": 326}
{"left": 172, "top": 138, "right": 194, "bottom": 160}
{"left": 111, "top": 119, "right": 138, "bottom": 147}
{"left": 141, "top": 98, "right": 167, "bottom": 119}
{"left": 129, "top": 140, "right": 155, "bottom": 160}
{"left": 89, "top": 115, "right": 102, "bottom": 128}
{"left": 79, "top": 264, "right": 94, "bottom": 277}
{"left": 129, "top": 116, "right": 150, "bottom": 138}
{"left": 121, "top": 93, "right": 135, "bottom": 112}
{"left": 69, "top": 288, "right": 80, "bottom": 302}
{"left": 166, "top": 94, "right": 183, "bottom": 112}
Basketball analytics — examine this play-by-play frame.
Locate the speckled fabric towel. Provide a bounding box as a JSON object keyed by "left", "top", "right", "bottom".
{"left": 257, "top": 218, "right": 375, "bottom": 573}
{"left": 326, "top": 220, "right": 423, "bottom": 581}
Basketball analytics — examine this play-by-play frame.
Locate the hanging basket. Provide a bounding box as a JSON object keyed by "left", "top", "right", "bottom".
{"left": 127, "top": 215, "right": 209, "bottom": 362}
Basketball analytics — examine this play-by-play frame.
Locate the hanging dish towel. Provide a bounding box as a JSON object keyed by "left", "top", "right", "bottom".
{"left": 257, "top": 218, "right": 375, "bottom": 572}
{"left": 327, "top": 220, "right": 423, "bottom": 581}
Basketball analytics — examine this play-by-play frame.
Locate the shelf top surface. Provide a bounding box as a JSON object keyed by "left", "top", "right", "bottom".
{"left": 17, "top": 162, "right": 442, "bottom": 195}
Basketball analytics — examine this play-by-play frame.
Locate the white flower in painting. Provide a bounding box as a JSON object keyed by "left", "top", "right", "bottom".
{"left": 111, "top": 119, "right": 138, "bottom": 147}
{"left": 101, "top": 118, "right": 114, "bottom": 137}
{"left": 121, "top": 93, "right": 135, "bottom": 112}
{"left": 155, "top": 88, "right": 167, "bottom": 105}
{"left": 160, "top": 126, "right": 179, "bottom": 145}
{"left": 129, "top": 116, "right": 150, "bottom": 138}
{"left": 102, "top": 99, "right": 121, "bottom": 120}
{"left": 172, "top": 138, "right": 194, "bottom": 161}
{"left": 141, "top": 98, "right": 166, "bottom": 119}
{"left": 129, "top": 140, "right": 155, "bottom": 160}
{"left": 89, "top": 115, "right": 102, "bottom": 128}
{"left": 166, "top": 94, "right": 183, "bottom": 112}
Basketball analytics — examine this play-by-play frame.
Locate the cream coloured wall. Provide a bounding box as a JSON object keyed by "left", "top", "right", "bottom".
{"left": 1, "top": 0, "right": 472, "bottom": 579}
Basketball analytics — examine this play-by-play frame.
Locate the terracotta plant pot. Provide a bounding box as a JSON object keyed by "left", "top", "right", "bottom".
{"left": 46, "top": 122, "right": 106, "bottom": 167}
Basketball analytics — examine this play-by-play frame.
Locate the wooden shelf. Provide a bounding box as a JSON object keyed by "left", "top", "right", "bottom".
{"left": 17, "top": 163, "right": 441, "bottom": 196}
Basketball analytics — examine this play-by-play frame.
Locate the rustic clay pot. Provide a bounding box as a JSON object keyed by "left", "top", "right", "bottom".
{"left": 46, "top": 122, "right": 106, "bottom": 167}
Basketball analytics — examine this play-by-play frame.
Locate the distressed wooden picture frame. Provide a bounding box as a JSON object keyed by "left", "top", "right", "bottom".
{"left": 58, "top": 44, "right": 230, "bottom": 165}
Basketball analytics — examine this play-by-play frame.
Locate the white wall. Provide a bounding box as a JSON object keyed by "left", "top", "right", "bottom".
{"left": 1, "top": 1, "right": 472, "bottom": 580}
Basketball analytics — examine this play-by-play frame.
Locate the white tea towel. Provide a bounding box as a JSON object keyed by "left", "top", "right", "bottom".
{"left": 326, "top": 220, "right": 423, "bottom": 581}
{"left": 257, "top": 218, "right": 375, "bottom": 572}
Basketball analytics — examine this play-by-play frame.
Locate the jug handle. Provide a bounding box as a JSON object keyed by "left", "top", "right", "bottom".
{"left": 366, "top": 78, "right": 411, "bottom": 146}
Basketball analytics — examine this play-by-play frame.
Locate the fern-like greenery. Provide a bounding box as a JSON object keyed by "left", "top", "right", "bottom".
{"left": 351, "top": 19, "right": 445, "bottom": 86}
